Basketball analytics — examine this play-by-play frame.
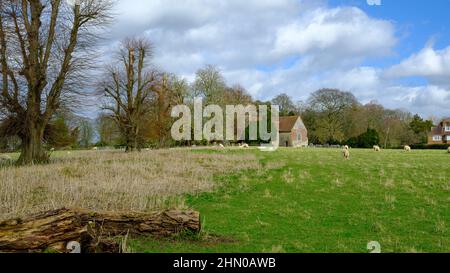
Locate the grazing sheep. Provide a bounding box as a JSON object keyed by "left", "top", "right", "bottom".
{"left": 404, "top": 145, "right": 411, "bottom": 152}
{"left": 343, "top": 148, "right": 350, "bottom": 160}
{"left": 219, "top": 144, "right": 225, "bottom": 148}
{"left": 447, "top": 146, "right": 450, "bottom": 153}
{"left": 240, "top": 143, "right": 249, "bottom": 149}
{"left": 373, "top": 145, "right": 381, "bottom": 152}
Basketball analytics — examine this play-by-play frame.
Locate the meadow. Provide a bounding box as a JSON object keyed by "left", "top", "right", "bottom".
{"left": 1, "top": 148, "right": 449, "bottom": 253}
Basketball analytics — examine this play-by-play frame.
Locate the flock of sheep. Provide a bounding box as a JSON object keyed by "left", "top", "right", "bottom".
{"left": 193, "top": 143, "right": 249, "bottom": 149}
{"left": 1, "top": 144, "right": 450, "bottom": 163}
{"left": 343, "top": 145, "right": 450, "bottom": 159}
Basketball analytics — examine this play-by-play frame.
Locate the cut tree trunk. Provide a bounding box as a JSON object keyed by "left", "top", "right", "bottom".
{"left": 0, "top": 208, "right": 201, "bottom": 253}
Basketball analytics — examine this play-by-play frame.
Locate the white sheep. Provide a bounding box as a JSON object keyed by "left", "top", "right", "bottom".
{"left": 343, "top": 145, "right": 349, "bottom": 150}
{"left": 447, "top": 146, "right": 450, "bottom": 153}
{"left": 373, "top": 145, "right": 381, "bottom": 152}
{"left": 343, "top": 148, "right": 350, "bottom": 160}
{"left": 240, "top": 143, "right": 249, "bottom": 149}
{"left": 219, "top": 144, "right": 225, "bottom": 148}
{"left": 92, "top": 147, "right": 98, "bottom": 151}
{"left": 404, "top": 145, "right": 411, "bottom": 152}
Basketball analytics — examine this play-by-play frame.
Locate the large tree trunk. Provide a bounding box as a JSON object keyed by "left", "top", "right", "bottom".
{"left": 0, "top": 208, "right": 201, "bottom": 253}
{"left": 17, "top": 120, "right": 48, "bottom": 165}
{"left": 124, "top": 124, "right": 141, "bottom": 152}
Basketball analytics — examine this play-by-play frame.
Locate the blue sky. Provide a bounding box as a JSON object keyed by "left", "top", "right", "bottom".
{"left": 108, "top": 0, "right": 450, "bottom": 118}
{"left": 338, "top": 0, "right": 450, "bottom": 63}
{"left": 353, "top": 0, "right": 450, "bottom": 90}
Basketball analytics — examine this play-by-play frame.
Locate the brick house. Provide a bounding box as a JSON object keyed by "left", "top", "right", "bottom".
{"left": 428, "top": 119, "right": 450, "bottom": 144}
{"left": 278, "top": 116, "right": 308, "bottom": 147}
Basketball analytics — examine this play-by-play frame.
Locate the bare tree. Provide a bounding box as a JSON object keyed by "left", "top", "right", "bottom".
{"left": 308, "top": 88, "right": 359, "bottom": 143}
{"left": 0, "top": 0, "right": 113, "bottom": 164}
{"left": 193, "top": 65, "right": 226, "bottom": 104}
{"left": 271, "top": 93, "right": 296, "bottom": 116}
{"left": 223, "top": 84, "right": 253, "bottom": 106}
{"left": 101, "top": 38, "right": 156, "bottom": 152}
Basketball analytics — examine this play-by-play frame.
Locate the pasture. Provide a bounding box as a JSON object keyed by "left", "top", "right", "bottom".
{"left": 1, "top": 148, "right": 449, "bottom": 253}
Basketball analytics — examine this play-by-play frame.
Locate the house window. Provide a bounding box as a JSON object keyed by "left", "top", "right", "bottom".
{"left": 433, "top": 135, "right": 442, "bottom": 141}
{"left": 447, "top": 135, "right": 450, "bottom": 141}
{"left": 297, "top": 133, "right": 302, "bottom": 141}
{"left": 445, "top": 126, "right": 450, "bottom": 132}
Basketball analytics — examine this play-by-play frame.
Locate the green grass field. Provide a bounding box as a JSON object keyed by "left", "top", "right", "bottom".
{"left": 131, "top": 148, "right": 450, "bottom": 253}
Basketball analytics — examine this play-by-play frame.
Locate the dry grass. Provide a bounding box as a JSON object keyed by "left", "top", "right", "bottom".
{"left": 0, "top": 149, "right": 261, "bottom": 220}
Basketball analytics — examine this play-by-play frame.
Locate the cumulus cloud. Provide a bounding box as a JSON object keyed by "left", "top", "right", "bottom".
{"left": 272, "top": 7, "right": 396, "bottom": 61}
{"left": 109, "top": 0, "right": 396, "bottom": 72}
{"left": 99, "top": 0, "right": 450, "bottom": 117}
{"left": 385, "top": 45, "right": 450, "bottom": 85}
{"left": 381, "top": 85, "right": 450, "bottom": 117}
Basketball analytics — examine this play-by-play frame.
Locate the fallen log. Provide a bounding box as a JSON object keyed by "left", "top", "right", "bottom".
{"left": 0, "top": 208, "right": 201, "bottom": 253}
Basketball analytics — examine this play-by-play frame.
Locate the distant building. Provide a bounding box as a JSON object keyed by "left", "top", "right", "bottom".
{"left": 278, "top": 116, "right": 308, "bottom": 147}
{"left": 428, "top": 119, "right": 450, "bottom": 144}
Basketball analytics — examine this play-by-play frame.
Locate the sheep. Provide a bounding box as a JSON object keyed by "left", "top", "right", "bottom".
{"left": 343, "top": 145, "right": 349, "bottom": 150}
{"left": 447, "top": 146, "right": 450, "bottom": 153}
{"left": 219, "top": 144, "right": 225, "bottom": 148}
{"left": 373, "top": 145, "right": 381, "bottom": 152}
{"left": 404, "top": 145, "right": 411, "bottom": 152}
{"left": 92, "top": 147, "right": 98, "bottom": 151}
{"left": 342, "top": 148, "right": 350, "bottom": 160}
{"left": 240, "top": 143, "right": 249, "bottom": 149}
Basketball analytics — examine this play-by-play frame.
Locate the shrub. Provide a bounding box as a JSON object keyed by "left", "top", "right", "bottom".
{"left": 346, "top": 128, "right": 380, "bottom": 148}
{"left": 410, "top": 144, "right": 450, "bottom": 150}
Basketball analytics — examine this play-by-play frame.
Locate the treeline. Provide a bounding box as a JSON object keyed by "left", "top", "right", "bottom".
{"left": 0, "top": 46, "right": 433, "bottom": 151}
{"left": 273, "top": 89, "right": 434, "bottom": 148}
{"left": 0, "top": 36, "right": 437, "bottom": 154}
{"left": 0, "top": 111, "right": 94, "bottom": 152}
{"left": 94, "top": 39, "right": 254, "bottom": 150}
{"left": 92, "top": 39, "right": 435, "bottom": 150}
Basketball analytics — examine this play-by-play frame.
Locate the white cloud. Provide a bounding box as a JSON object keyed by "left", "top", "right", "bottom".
{"left": 385, "top": 46, "right": 450, "bottom": 85}
{"left": 272, "top": 7, "right": 396, "bottom": 60}
{"left": 110, "top": 0, "right": 396, "bottom": 72}
{"left": 381, "top": 85, "right": 450, "bottom": 117}
{"left": 101, "top": 0, "right": 450, "bottom": 118}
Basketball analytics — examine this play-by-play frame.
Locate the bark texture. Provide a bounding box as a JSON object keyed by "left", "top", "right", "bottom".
{"left": 0, "top": 208, "right": 200, "bottom": 253}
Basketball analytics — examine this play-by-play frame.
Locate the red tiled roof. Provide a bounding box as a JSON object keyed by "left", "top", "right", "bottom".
{"left": 279, "top": 116, "right": 301, "bottom": 132}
